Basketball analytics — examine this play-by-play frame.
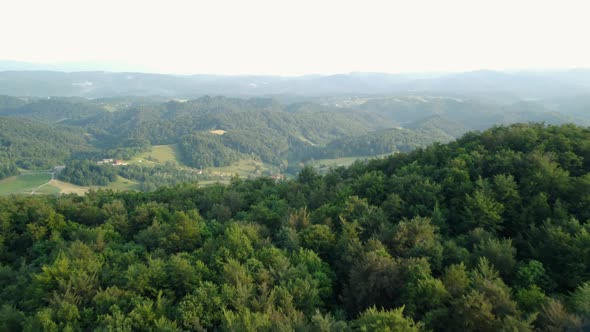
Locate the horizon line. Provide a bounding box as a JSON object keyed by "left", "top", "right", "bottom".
{"left": 0, "top": 60, "right": 589, "bottom": 77}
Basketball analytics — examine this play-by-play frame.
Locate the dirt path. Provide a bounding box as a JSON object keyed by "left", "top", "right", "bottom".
{"left": 30, "top": 172, "right": 54, "bottom": 195}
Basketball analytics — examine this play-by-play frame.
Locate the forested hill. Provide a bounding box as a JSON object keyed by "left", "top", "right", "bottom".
{"left": 0, "top": 116, "right": 95, "bottom": 170}
{"left": 312, "top": 126, "right": 456, "bottom": 159}
{"left": 0, "top": 94, "right": 583, "bottom": 175}
{"left": 0, "top": 123, "right": 589, "bottom": 331}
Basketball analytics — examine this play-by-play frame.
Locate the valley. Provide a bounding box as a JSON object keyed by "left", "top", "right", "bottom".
{"left": 1, "top": 90, "right": 589, "bottom": 195}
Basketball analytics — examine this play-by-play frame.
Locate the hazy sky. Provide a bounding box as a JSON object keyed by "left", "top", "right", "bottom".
{"left": 1, "top": 0, "right": 589, "bottom": 75}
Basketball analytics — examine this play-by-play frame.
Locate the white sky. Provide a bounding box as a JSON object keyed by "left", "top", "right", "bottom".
{"left": 1, "top": 0, "right": 589, "bottom": 75}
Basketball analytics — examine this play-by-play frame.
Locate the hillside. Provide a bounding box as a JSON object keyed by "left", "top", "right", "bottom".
{"left": 353, "top": 96, "right": 579, "bottom": 129}
{"left": 0, "top": 98, "right": 107, "bottom": 124}
{"left": 0, "top": 124, "right": 588, "bottom": 330}
{"left": 310, "top": 127, "right": 455, "bottom": 159}
{"left": 0, "top": 96, "right": 394, "bottom": 168}
{"left": 0, "top": 94, "right": 587, "bottom": 191}
{"left": 0, "top": 116, "right": 94, "bottom": 171}
{"left": 405, "top": 115, "right": 468, "bottom": 138}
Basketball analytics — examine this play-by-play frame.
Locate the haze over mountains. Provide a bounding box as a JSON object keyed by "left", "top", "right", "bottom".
{"left": 1, "top": 65, "right": 590, "bottom": 99}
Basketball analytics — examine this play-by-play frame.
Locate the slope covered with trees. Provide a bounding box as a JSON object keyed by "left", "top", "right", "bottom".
{"left": 0, "top": 117, "right": 95, "bottom": 175}
{"left": 354, "top": 96, "right": 578, "bottom": 129}
{"left": 311, "top": 127, "right": 455, "bottom": 159}
{"left": 0, "top": 123, "right": 589, "bottom": 331}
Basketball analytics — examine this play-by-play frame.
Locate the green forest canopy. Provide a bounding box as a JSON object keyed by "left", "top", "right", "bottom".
{"left": 0, "top": 123, "right": 589, "bottom": 330}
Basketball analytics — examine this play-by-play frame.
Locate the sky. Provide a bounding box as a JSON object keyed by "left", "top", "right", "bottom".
{"left": 1, "top": 0, "right": 589, "bottom": 75}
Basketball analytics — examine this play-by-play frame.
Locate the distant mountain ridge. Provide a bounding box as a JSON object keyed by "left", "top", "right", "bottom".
{"left": 0, "top": 60, "right": 149, "bottom": 73}
{"left": 1, "top": 67, "right": 590, "bottom": 98}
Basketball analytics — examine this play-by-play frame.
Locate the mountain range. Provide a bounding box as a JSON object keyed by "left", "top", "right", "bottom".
{"left": 1, "top": 65, "right": 590, "bottom": 99}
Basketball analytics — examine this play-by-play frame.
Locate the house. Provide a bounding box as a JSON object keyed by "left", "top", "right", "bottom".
{"left": 97, "top": 158, "right": 114, "bottom": 165}
{"left": 270, "top": 174, "right": 285, "bottom": 182}
{"left": 97, "top": 158, "right": 127, "bottom": 166}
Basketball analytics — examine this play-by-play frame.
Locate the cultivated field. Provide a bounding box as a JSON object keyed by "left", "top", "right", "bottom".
{"left": 304, "top": 154, "right": 391, "bottom": 173}
{"left": 106, "top": 176, "right": 140, "bottom": 191}
{"left": 130, "top": 144, "right": 182, "bottom": 165}
{"left": 0, "top": 173, "right": 53, "bottom": 195}
{"left": 0, "top": 174, "right": 139, "bottom": 196}
{"left": 49, "top": 180, "right": 92, "bottom": 195}
{"left": 205, "top": 159, "right": 272, "bottom": 178}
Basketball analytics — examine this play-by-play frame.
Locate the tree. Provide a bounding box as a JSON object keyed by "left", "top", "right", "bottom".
{"left": 570, "top": 281, "right": 590, "bottom": 320}
{"left": 473, "top": 238, "right": 516, "bottom": 278}
{"left": 344, "top": 242, "right": 401, "bottom": 313}
{"left": 463, "top": 188, "right": 504, "bottom": 233}
{"left": 443, "top": 263, "right": 469, "bottom": 297}
{"left": 389, "top": 217, "right": 443, "bottom": 271}
{"left": 352, "top": 306, "right": 422, "bottom": 332}
{"left": 298, "top": 225, "right": 336, "bottom": 260}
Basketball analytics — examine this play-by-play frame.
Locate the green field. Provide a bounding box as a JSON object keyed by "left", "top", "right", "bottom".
{"left": 0, "top": 173, "right": 52, "bottom": 195}
{"left": 205, "top": 159, "right": 273, "bottom": 178}
{"left": 0, "top": 173, "right": 139, "bottom": 196}
{"left": 130, "top": 145, "right": 182, "bottom": 166}
{"left": 198, "top": 179, "right": 230, "bottom": 186}
{"left": 33, "top": 183, "right": 61, "bottom": 195}
{"left": 105, "top": 176, "right": 140, "bottom": 191}
{"left": 304, "top": 154, "right": 391, "bottom": 173}
{"left": 306, "top": 156, "right": 363, "bottom": 167}
{"left": 63, "top": 176, "right": 139, "bottom": 194}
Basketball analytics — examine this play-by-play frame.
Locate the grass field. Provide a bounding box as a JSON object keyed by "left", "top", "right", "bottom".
{"left": 1, "top": 173, "right": 139, "bottom": 196}
{"left": 0, "top": 173, "right": 53, "bottom": 195}
{"left": 49, "top": 180, "right": 92, "bottom": 195}
{"left": 48, "top": 176, "right": 138, "bottom": 195}
{"left": 306, "top": 156, "right": 363, "bottom": 168}
{"left": 198, "top": 179, "right": 230, "bottom": 186}
{"left": 106, "top": 176, "right": 140, "bottom": 191}
{"left": 130, "top": 145, "right": 182, "bottom": 166}
{"left": 205, "top": 159, "right": 271, "bottom": 178}
{"left": 33, "top": 182, "right": 61, "bottom": 195}
{"left": 304, "top": 154, "right": 391, "bottom": 173}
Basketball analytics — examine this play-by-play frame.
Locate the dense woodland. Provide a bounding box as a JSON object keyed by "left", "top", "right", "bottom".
{"left": 57, "top": 162, "right": 204, "bottom": 192}
{"left": 117, "top": 164, "right": 202, "bottom": 192}
{"left": 313, "top": 127, "right": 455, "bottom": 159}
{"left": 0, "top": 116, "right": 95, "bottom": 172}
{"left": 58, "top": 161, "right": 119, "bottom": 186}
{"left": 0, "top": 123, "right": 589, "bottom": 331}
